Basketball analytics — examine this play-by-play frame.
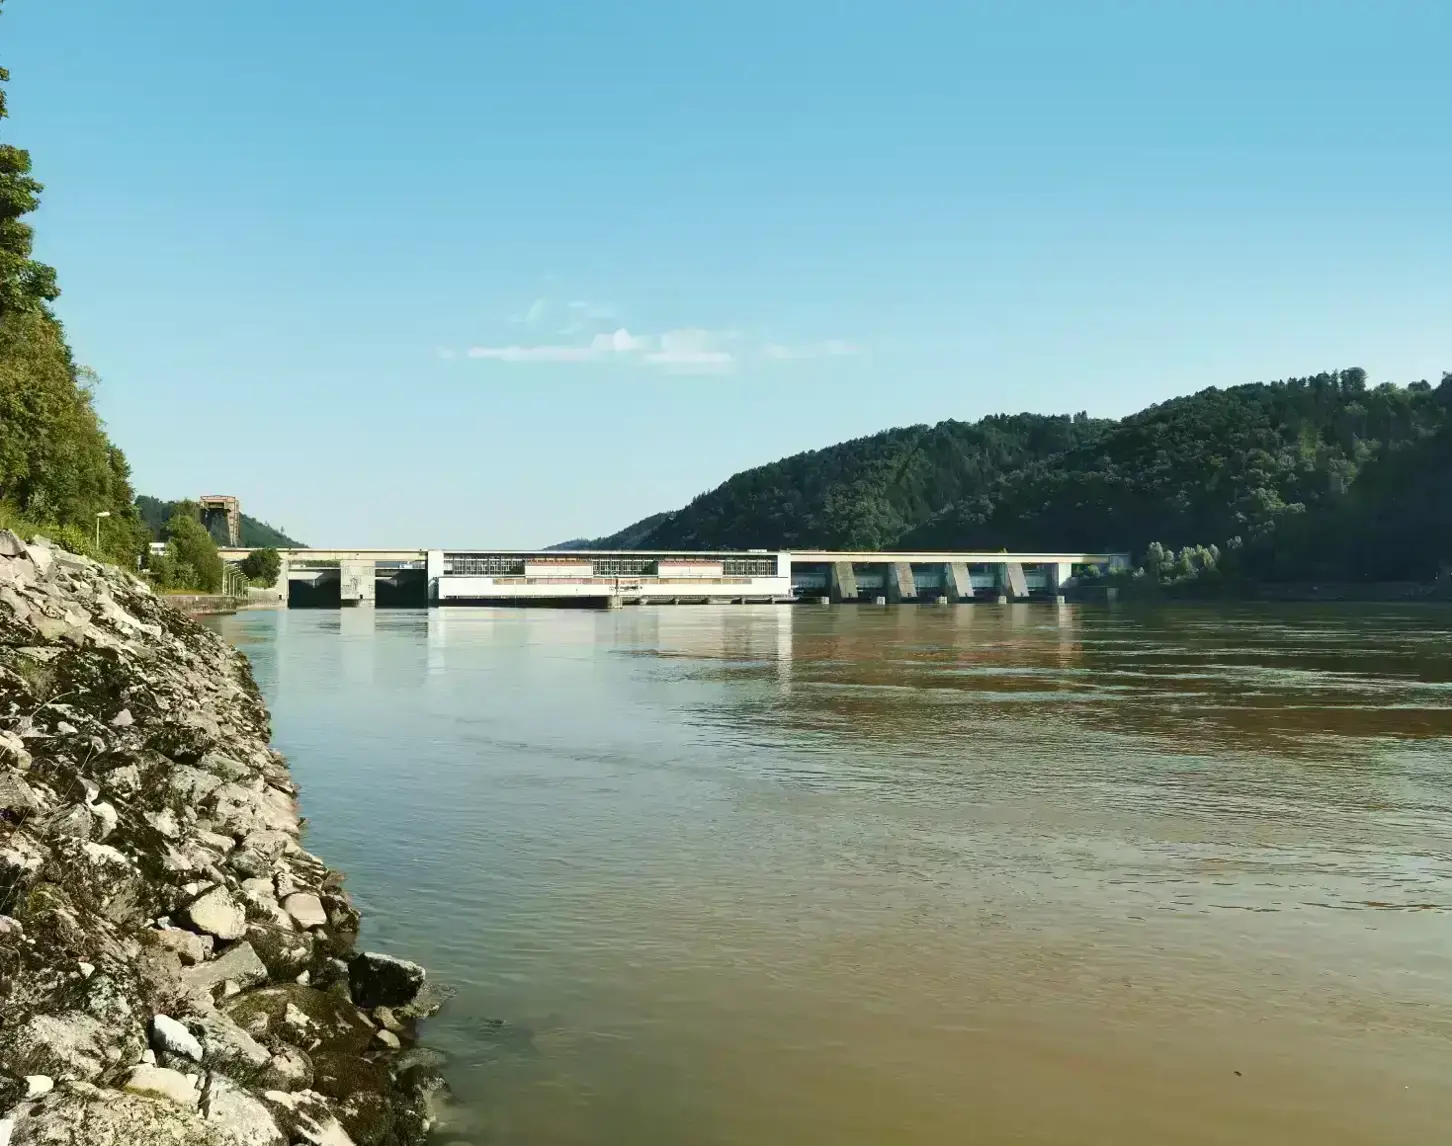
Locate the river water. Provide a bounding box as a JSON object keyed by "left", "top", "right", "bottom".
{"left": 212, "top": 603, "right": 1452, "bottom": 1146}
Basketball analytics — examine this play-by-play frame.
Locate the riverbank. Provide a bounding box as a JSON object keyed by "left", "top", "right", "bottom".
{"left": 0, "top": 533, "right": 449, "bottom": 1145}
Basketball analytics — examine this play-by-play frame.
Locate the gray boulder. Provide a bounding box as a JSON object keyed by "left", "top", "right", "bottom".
{"left": 347, "top": 952, "right": 426, "bottom": 1010}
{"left": 200, "top": 1074, "right": 286, "bottom": 1146}
{"left": 183, "top": 888, "right": 247, "bottom": 941}
{"left": 0, "top": 1011, "right": 112, "bottom": 1081}
{"left": 151, "top": 1015, "right": 204, "bottom": 1063}
{"left": 4, "top": 1082, "right": 229, "bottom": 1145}
{"left": 183, "top": 942, "right": 269, "bottom": 998}
{"left": 182, "top": 1012, "right": 271, "bottom": 1080}
{"left": 123, "top": 1064, "right": 201, "bottom": 1109}
{"left": 0, "top": 773, "right": 42, "bottom": 818}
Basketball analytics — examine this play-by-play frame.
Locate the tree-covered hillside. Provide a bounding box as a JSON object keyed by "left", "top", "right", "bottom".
{"left": 136, "top": 496, "right": 303, "bottom": 549}
{"left": 584, "top": 414, "right": 1109, "bottom": 551}
{"left": 576, "top": 369, "right": 1452, "bottom": 583}
{"left": 904, "top": 370, "right": 1449, "bottom": 576}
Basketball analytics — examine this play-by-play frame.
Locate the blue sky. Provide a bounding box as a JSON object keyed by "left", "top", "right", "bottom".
{"left": 5, "top": 0, "right": 1449, "bottom": 547}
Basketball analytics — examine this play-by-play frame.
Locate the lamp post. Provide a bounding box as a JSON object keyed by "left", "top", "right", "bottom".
{"left": 94, "top": 510, "right": 111, "bottom": 551}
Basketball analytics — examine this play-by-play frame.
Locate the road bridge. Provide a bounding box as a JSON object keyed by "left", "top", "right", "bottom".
{"left": 220, "top": 547, "right": 1131, "bottom": 608}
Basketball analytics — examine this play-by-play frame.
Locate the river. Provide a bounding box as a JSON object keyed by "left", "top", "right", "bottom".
{"left": 212, "top": 602, "right": 1452, "bottom": 1146}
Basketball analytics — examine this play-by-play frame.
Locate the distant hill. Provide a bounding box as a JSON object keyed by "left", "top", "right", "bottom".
{"left": 561, "top": 369, "right": 1452, "bottom": 582}
{"left": 563, "top": 414, "right": 1109, "bottom": 552}
{"left": 549, "top": 512, "right": 677, "bottom": 551}
{"left": 136, "top": 496, "right": 304, "bottom": 549}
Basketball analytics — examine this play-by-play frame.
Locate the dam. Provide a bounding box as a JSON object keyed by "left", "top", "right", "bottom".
{"left": 218, "top": 548, "right": 1132, "bottom": 607}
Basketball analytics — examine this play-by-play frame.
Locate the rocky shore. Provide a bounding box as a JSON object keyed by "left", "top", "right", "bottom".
{"left": 0, "top": 534, "right": 448, "bottom": 1145}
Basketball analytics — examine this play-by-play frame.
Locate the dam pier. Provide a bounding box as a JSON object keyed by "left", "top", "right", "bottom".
{"left": 219, "top": 548, "right": 1132, "bottom": 608}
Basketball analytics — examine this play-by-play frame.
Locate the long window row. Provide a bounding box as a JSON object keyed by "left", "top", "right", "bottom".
{"left": 442, "top": 554, "right": 780, "bottom": 578}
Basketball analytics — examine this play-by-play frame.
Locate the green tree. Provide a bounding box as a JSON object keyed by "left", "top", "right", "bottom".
{"left": 239, "top": 547, "right": 281, "bottom": 587}
{"left": 0, "top": 3, "right": 58, "bottom": 319}
{"left": 163, "top": 503, "right": 224, "bottom": 592}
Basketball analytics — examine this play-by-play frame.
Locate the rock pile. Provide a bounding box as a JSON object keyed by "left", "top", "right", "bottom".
{"left": 0, "top": 534, "right": 448, "bottom": 1145}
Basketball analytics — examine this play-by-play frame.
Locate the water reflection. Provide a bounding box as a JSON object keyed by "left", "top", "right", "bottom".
{"left": 212, "top": 603, "right": 1452, "bottom": 1146}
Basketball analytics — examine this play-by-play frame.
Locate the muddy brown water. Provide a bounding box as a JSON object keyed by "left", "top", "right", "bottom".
{"left": 213, "top": 603, "right": 1452, "bottom": 1145}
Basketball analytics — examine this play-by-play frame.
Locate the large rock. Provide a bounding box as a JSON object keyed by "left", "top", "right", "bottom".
{"left": 0, "top": 1011, "right": 112, "bottom": 1081}
{"left": 347, "top": 953, "right": 426, "bottom": 1010}
{"left": 258, "top": 1090, "right": 356, "bottom": 1146}
{"left": 200, "top": 1074, "right": 286, "bottom": 1146}
{"left": 209, "top": 785, "right": 297, "bottom": 840}
{"left": 183, "top": 942, "right": 269, "bottom": 998}
{"left": 182, "top": 1012, "right": 271, "bottom": 1080}
{"left": 221, "top": 985, "right": 374, "bottom": 1057}
{"left": 197, "top": 751, "right": 252, "bottom": 781}
{"left": 0, "top": 773, "right": 41, "bottom": 818}
{"left": 151, "top": 926, "right": 214, "bottom": 965}
{"left": 123, "top": 1065, "right": 201, "bottom": 1109}
{"left": 283, "top": 893, "right": 327, "bottom": 930}
{"left": 4, "top": 1083, "right": 229, "bottom": 1145}
{"left": 43, "top": 804, "right": 94, "bottom": 842}
{"left": 183, "top": 888, "right": 246, "bottom": 941}
{"left": 151, "top": 1014, "right": 204, "bottom": 1063}
{"left": 168, "top": 765, "right": 224, "bottom": 806}
{"left": 0, "top": 528, "right": 28, "bottom": 557}
{"left": 0, "top": 833, "right": 47, "bottom": 910}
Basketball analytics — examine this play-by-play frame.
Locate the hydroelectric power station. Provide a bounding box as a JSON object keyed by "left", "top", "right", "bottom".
{"left": 218, "top": 548, "right": 1132, "bottom": 608}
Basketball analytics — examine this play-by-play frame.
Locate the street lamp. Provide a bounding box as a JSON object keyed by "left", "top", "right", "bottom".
{"left": 94, "top": 510, "right": 111, "bottom": 551}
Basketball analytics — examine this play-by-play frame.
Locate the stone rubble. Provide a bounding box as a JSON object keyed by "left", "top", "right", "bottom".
{"left": 0, "top": 533, "right": 451, "bottom": 1145}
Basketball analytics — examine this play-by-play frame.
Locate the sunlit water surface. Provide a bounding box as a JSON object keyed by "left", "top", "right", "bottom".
{"left": 211, "top": 603, "right": 1452, "bottom": 1146}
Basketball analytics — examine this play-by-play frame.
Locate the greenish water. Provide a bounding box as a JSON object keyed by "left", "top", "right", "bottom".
{"left": 213, "top": 603, "right": 1452, "bottom": 1146}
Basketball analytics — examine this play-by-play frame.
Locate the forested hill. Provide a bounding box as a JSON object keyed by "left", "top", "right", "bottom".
{"left": 135, "top": 496, "right": 303, "bottom": 549}
{"left": 560, "top": 413, "right": 1109, "bottom": 551}
{"left": 570, "top": 370, "right": 1452, "bottom": 582}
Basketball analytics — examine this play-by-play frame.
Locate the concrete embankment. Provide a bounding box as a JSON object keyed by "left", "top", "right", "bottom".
{"left": 0, "top": 532, "right": 450, "bottom": 1145}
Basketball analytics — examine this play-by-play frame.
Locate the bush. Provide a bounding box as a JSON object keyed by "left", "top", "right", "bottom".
{"left": 239, "top": 547, "right": 281, "bottom": 587}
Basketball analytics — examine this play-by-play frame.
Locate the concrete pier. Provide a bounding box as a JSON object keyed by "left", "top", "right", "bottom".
{"left": 887, "top": 562, "right": 916, "bottom": 603}
{"left": 945, "top": 561, "right": 974, "bottom": 602}
{"left": 339, "top": 559, "right": 376, "bottom": 607}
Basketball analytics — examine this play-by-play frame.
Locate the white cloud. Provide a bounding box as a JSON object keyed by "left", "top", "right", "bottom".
{"left": 467, "top": 326, "right": 737, "bottom": 371}
{"left": 591, "top": 328, "right": 651, "bottom": 353}
{"left": 467, "top": 344, "right": 600, "bottom": 362}
{"left": 763, "top": 339, "right": 859, "bottom": 360}
{"left": 644, "top": 328, "right": 735, "bottom": 373}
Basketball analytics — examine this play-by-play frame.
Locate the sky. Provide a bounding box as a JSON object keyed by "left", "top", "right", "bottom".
{"left": 4, "top": 0, "right": 1450, "bottom": 547}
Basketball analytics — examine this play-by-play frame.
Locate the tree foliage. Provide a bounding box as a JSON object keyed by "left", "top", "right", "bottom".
{"left": 148, "top": 502, "right": 224, "bottom": 593}
{"left": 901, "top": 370, "right": 1452, "bottom": 581}
{"left": 239, "top": 547, "right": 281, "bottom": 587}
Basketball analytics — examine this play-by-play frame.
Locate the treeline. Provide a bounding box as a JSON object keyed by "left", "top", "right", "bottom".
{"left": 580, "top": 369, "right": 1452, "bottom": 583}
{"left": 0, "top": 11, "right": 145, "bottom": 564}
